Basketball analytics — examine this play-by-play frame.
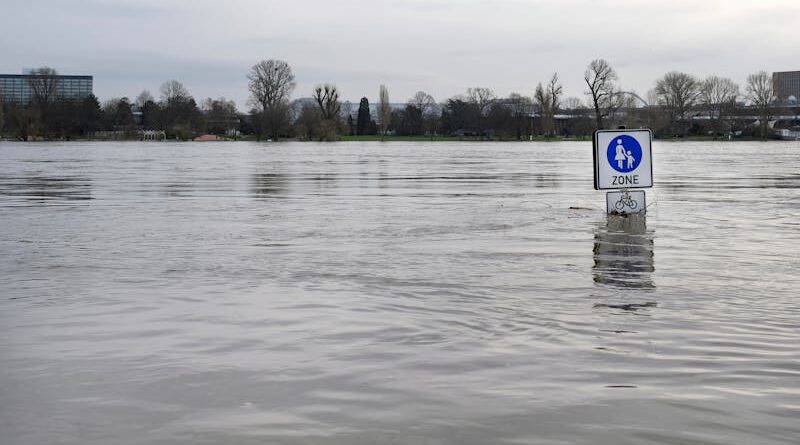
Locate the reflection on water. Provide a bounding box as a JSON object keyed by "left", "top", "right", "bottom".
{"left": 660, "top": 173, "right": 800, "bottom": 192}
{"left": 250, "top": 172, "right": 289, "bottom": 198}
{"left": 593, "top": 214, "right": 654, "bottom": 289}
{"left": 0, "top": 174, "right": 92, "bottom": 202}
{"left": 531, "top": 172, "right": 561, "bottom": 188}
{"left": 308, "top": 173, "right": 337, "bottom": 194}
{"left": 162, "top": 182, "right": 194, "bottom": 197}
{"left": 310, "top": 173, "right": 337, "bottom": 183}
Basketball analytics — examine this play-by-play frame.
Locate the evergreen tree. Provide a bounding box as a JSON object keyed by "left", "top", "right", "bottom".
{"left": 77, "top": 94, "right": 101, "bottom": 136}
{"left": 356, "top": 97, "right": 370, "bottom": 135}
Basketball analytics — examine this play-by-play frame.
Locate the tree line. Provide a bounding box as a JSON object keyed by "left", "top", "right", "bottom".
{"left": 247, "top": 58, "right": 788, "bottom": 141}
{"left": 0, "top": 68, "right": 239, "bottom": 141}
{"left": 0, "top": 60, "right": 791, "bottom": 141}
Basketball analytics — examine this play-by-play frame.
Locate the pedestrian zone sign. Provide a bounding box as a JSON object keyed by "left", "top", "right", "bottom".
{"left": 594, "top": 129, "right": 653, "bottom": 190}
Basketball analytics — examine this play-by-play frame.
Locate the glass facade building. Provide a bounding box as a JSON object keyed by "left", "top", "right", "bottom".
{"left": 773, "top": 71, "right": 800, "bottom": 101}
{"left": 0, "top": 74, "right": 93, "bottom": 104}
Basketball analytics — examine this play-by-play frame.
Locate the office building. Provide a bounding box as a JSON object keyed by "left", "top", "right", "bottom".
{"left": 773, "top": 71, "right": 800, "bottom": 102}
{"left": 0, "top": 73, "right": 93, "bottom": 104}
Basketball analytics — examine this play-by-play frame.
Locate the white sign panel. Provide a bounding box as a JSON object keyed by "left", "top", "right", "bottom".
{"left": 606, "top": 190, "right": 646, "bottom": 214}
{"left": 594, "top": 129, "right": 653, "bottom": 190}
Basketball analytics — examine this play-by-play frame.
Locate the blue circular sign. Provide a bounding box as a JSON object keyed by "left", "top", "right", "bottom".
{"left": 606, "top": 135, "right": 642, "bottom": 173}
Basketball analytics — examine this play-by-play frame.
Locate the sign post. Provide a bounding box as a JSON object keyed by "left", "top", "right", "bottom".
{"left": 593, "top": 129, "right": 653, "bottom": 214}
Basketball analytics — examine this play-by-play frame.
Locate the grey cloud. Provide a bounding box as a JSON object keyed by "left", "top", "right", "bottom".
{"left": 2, "top": 0, "right": 797, "bottom": 107}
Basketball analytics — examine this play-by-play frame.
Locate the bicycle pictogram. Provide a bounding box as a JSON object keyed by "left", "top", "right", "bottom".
{"left": 614, "top": 191, "right": 638, "bottom": 211}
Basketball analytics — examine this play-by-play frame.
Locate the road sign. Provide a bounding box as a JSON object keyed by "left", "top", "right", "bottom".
{"left": 594, "top": 129, "right": 653, "bottom": 190}
{"left": 606, "top": 190, "right": 646, "bottom": 214}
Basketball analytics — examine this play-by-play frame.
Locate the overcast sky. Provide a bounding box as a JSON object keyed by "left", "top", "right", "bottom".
{"left": 2, "top": 0, "right": 797, "bottom": 110}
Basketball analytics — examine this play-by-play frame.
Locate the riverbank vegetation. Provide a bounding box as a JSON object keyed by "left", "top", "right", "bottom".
{"left": 1, "top": 60, "right": 797, "bottom": 142}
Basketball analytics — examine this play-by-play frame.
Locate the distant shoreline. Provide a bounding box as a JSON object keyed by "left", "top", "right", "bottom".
{"left": 2, "top": 135, "right": 793, "bottom": 143}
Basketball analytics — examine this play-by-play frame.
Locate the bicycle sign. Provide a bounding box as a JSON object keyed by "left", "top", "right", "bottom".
{"left": 594, "top": 129, "right": 653, "bottom": 190}
{"left": 606, "top": 190, "right": 646, "bottom": 214}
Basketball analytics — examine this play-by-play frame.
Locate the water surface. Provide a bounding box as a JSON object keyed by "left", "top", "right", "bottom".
{"left": 1, "top": 141, "right": 798, "bottom": 444}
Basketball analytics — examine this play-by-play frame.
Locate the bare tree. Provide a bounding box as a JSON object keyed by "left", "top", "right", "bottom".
{"left": 507, "top": 93, "right": 533, "bottom": 140}
{"left": 247, "top": 60, "right": 295, "bottom": 110}
{"left": 27, "top": 67, "right": 60, "bottom": 135}
{"left": 548, "top": 73, "right": 563, "bottom": 136}
{"left": 584, "top": 59, "right": 621, "bottom": 130}
{"left": 314, "top": 84, "right": 341, "bottom": 119}
{"left": 340, "top": 101, "right": 353, "bottom": 120}
{"left": 340, "top": 100, "right": 354, "bottom": 135}
{"left": 201, "top": 98, "right": 223, "bottom": 113}
{"left": 158, "top": 80, "right": 201, "bottom": 139}
{"left": 746, "top": 71, "right": 774, "bottom": 140}
{"left": 408, "top": 91, "right": 436, "bottom": 137}
{"left": 534, "top": 74, "right": 562, "bottom": 137}
{"left": 699, "top": 76, "right": 739, "bottom": 136}
{"left": 466, "top": 87, "right": 495, "bottom": 137}
{"left": 135, "top": 90, "right": 159, "bottom": 130}
{"left": 548, "top": 73, "right": 563, "bottom": 116}
{"left": 202, "top": 97, "right": 239, "bottom": 136}
{"left": 292, "top": 101, "right": 322, "bottom": 141}
{"left": 247, "top": 60, "right": 295, "bottom": 140}
{"left": 619, "top": 94, "right": 640, "bottom": 129}
{"left": 135, "top": 90, "right": 154, "bottom": 109}
{"left": 563, "top": 97, "right": 585, "bottom": 111}
{"left": 466, "top": 87, "right": 495, "bottom": 116}
{"left": 313, "top": 84, "right": 342, "bottom": 141}
{"left": 534, "top": 83, "right": 551, "bottom": 136}
{"left": 409, "top": 91, "right": 435, "bottom": 116}
{"left": 646, "top": 89, "right": 660, "bottom": 108}
{"left": 27, "top": 67, "right": 60, "bottom": 108}
{"left": 378, "top": 84, "right": 391, "bottom": 139}
{"left": 159, "top": 80, "right": 191, "bottom": 105}
{"left": 654, "top": 71, "right": 700, "bottom": 136}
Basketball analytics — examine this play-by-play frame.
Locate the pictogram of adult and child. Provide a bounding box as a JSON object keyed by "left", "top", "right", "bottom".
{"left": 606, "top": 135, "right": 642, "bottom": 173}
{"left": 614, "top": 139, "right": 635, "bottom": 170}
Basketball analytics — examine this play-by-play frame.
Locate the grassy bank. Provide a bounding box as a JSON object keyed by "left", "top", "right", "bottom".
{"left": 337, "top": 135, "right": 593, "bottom": 142}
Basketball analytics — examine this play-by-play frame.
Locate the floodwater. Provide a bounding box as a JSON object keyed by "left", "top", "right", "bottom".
{"left": 0, "top": 140, "right": 798, "bottom": 445}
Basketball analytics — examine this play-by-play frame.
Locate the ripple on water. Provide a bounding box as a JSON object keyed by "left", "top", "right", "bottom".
{"left": 1, "top": 141, "right": 799, "bottom": 444}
